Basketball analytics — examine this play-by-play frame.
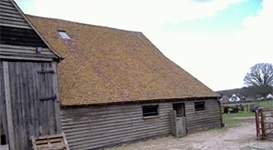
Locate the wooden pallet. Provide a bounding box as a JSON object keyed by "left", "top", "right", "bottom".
{"left": 31, "top": 132, "right": 69, "bottom": 150}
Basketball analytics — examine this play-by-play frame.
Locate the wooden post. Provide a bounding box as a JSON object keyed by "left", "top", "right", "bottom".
{"left": 169, "top": 110, "right": 177, "bottom": 137}
{"left": 255, "top": 108, "right": 260, "bottom": 139}
{"left": 261, "top": 109, "right": 265, "bottom": 139}
{"left": 52, "top": 62, "right": 62, "bottom": 134}
{"left": 3, "top": 62, "right": 15, "bottom": 150}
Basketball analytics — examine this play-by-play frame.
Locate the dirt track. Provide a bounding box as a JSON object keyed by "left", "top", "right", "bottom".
{"left": 107, "top": 117, "right": 273, "bottom": 150}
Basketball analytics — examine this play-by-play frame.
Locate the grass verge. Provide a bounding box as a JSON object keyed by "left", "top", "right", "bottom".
{"left": 222, "top": 100, "right": 273, "bottom": 127}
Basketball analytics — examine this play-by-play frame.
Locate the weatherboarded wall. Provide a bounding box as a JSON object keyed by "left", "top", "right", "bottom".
{"left": 61, "top": 103, "right": 171, "bottom": 149}
{"left": 0, "top": 0, "right": 31, "bottom": 29}
{"left": 0, "top": 44, "right": 57, "bottom": 61}
{"left": 185, "top": 99, "right": 222, "bottom": 134}
{"left": 61, "top": 99, "right": 221, "bottom": 149}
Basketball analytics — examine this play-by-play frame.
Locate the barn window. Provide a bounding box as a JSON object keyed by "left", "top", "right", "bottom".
{"left": 195, "top": 102, "right": 205, "bottom": 111}
{"left": 142, "top": 105, "right": 159, "bottom": 117}
{"left": 58, "top": 30, "right": 71, "bottom": 39}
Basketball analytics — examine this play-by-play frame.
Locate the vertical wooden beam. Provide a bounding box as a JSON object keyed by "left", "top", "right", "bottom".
{"left": 3, "top": 62, "right": 15, "bottom": 150}
{"left": 255, "top": 108, "right": 260, "bottom": 139}
{"left": 169, "top": 110, "right": 178, "bottom": 137}
{"left": 52, "top": 62, "right": 62, "bottom": 134}
{"left": 261, "top": 109, "right": 265, "bottom": 139}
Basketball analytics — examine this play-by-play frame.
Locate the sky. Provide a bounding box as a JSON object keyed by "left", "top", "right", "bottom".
{"left": 14, "top": 0, "right": 273, "bottom": 91}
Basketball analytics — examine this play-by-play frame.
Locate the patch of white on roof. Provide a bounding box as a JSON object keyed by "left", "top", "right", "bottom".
{"left": 58, "top": 30, "right": 71, "bottom": 39}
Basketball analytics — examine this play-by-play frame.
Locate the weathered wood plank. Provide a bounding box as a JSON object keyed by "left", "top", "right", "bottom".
{"left": 70, "top": 129, "right": 169, "bottom": 149}
{"left": 3, "top": 61, "right": 15, "bottom": 150}
{"left": 0, "top": 0, "right": 30, "bottom": 28}
{"left": 61, "top": 103, "right": 172, "bottom": 149}
{"left": 3, "top": 62, "right": 60, "bottom": 150}
{"left": 0, "top": 55, "right": 54, "bottom": 61}
{"left": 52, "top": 62, "right": 62, "bottom": 134}
{"left": 0, "top": 61, "right": 9, "bottom": 145}
{"left": 0, "top": 15, "right": 26, "bottom": 23}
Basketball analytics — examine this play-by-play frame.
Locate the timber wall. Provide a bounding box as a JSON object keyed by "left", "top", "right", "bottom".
{"left": 0, "top": 61, "right": 9, "bottom": 145}
{"left": 0, "top": 44, "right": 57, "bottom": 61}
{"left": 0, "top": 61, "right": 61, "bottom": 150}
{"left": 0, "top": 0, "right": 31, "bottom": 29}
{"left": 0, "top": 1, "right": 61, "bottom": 149}
{"left": 61, "top": 103, "right": 171, "bottom": 149}
{"left": 185, "top": 100, "right": 222, "bottom": 133}
{"left": 61, "top": 99, "right": 222, "bottom": 150}
{"left": 0, "top": 0, "right": 57, "bottom": 61}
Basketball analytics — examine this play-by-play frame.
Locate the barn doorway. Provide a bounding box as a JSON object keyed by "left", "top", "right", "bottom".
{"left": 1, "top": 62, "right": 61, "bottom": 150}
{"left": 170, "top": 103, "right": 186, "bottom": 138}
{"left": 173, "top": 103, "right": 185, "bottom": 117}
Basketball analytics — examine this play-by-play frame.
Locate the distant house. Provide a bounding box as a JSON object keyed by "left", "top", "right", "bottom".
{"left": 267, "top": 94, "right": 273, "bottom": 100}
{"left": 26, "top": 14, "right": 223, "bottom": 149}
{"left": 229, "top": 94, "right": 240, "bottom": 102}
{"left": 0, "top": 0, "right": 62, "bottom": 150}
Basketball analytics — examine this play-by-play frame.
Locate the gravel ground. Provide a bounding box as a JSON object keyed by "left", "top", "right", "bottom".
{"left": 106, "top": 117, "right": 273, "bottom": 150}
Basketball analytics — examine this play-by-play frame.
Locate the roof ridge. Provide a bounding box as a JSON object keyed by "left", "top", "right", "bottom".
{"left": 25, "top": 14, "right": 143, "bottom": 35}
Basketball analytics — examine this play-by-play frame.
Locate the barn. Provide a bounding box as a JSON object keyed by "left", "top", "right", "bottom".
{"left": 0, "top": 0, "right": 62, "bottom": 149}
{"left": 27, "top": 14, "right": 223, "bottom": 149}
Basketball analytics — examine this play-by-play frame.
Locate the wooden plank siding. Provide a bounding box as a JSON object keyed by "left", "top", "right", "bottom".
{"left": 0, "top": 0, "right": 31, "bottom": 29}
{"left": 61, "top": 99, "right": 222, "bottom": 150}
{"left": 185, "top": 100, "right": 222, "bottom": 134}
{"left": 0, "top": 44, "right": 57, "bottom": 61}
{"left": 0, "top": 0, "right": 59, "bottom": 61}
{"left": 1, "top": 61, "right": 60, "bottom": 150}
{"left": 0, "top": 61, "right": 9, "bottom": 145}
{"left": 61, "top": 103, "right": 172, "bottom": 149}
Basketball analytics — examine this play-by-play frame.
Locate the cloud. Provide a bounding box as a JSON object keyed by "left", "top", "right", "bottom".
{"left": 235, "top": 0, "right": 273, "bottom": 62}
{"left": 15, "top": 0, "right": 268, "bottom": 91}
{"left": 16, "top": 0, "right": 245, "bottom": 32}
{"left": 191, "top": 0, "right": 212, "bottom": 2}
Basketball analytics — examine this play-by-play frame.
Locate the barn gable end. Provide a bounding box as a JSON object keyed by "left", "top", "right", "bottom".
{"left": 0, "top": 0, "right": 61, "bottom": 61}
{"left": 0, "top": 0, "right": 62, "bottom": 150}
{"left": 0, "top": 0, "right": 31, "bottom": 29}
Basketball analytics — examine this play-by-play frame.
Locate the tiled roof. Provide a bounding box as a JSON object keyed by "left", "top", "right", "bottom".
{"left": 27, "top": 15, "right": 220, "bottom": 106}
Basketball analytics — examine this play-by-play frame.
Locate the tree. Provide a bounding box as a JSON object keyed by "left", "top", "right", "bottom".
{"left": 244, "top": 63, "right": 273, "bottom": 99}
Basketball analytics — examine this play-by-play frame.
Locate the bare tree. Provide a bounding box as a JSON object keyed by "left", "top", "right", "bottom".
{"left": 244, "top": 63, "right": 273, "bottom": 99}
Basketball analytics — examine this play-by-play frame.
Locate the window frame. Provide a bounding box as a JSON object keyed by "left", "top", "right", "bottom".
{"left": 194, "top": 101, "right": 206, "bottom": 111}
{"left": 142, "top": 104, "right": 159, "bottom": 118}
{"left": 58, "top": 30, "right": 71, "bottom": 39}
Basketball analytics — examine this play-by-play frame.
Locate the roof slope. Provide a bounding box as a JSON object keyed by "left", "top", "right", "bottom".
{"left": 27, "top": 15, "right": 219, "bottom": 106}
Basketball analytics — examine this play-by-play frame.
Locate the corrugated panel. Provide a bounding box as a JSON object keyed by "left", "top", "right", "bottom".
{"left": 61, "top": 103, "right": 172, "bottom": 150}
{"left": 0, "top": 44, "right": 56, "bottom": 61}
{"left": 0, "top": 0, "right": 31, "bottom": 29}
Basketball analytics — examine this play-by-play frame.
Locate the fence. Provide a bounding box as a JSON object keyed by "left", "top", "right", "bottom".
{"left": 255, "top": 107, "right": 273, "bottom": 140}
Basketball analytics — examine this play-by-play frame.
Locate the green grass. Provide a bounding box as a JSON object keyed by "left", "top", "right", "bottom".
{"left": 222, "top": 112, "right": 254, "bottom": 127}
{"left": 222, "top": 100, "right": 273, "bottom": 127}
{"left": 222, "top": 100, "right": 273, "bottom": 108}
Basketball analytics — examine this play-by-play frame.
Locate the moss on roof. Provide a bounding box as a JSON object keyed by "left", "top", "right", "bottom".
{"left": 27, "top": 15, "right": 219, "bottom": 106}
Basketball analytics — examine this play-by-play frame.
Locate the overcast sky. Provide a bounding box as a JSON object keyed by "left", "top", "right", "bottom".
{"left": 14, "top": 0, "right": 273, "bottom": 91}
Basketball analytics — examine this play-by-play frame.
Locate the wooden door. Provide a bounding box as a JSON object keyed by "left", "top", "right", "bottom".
{"left": 170, "top": 103, "right": 186, "bottom": 138}
{"left": 2, "top": 61, "right": 61, "bottom": 150}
